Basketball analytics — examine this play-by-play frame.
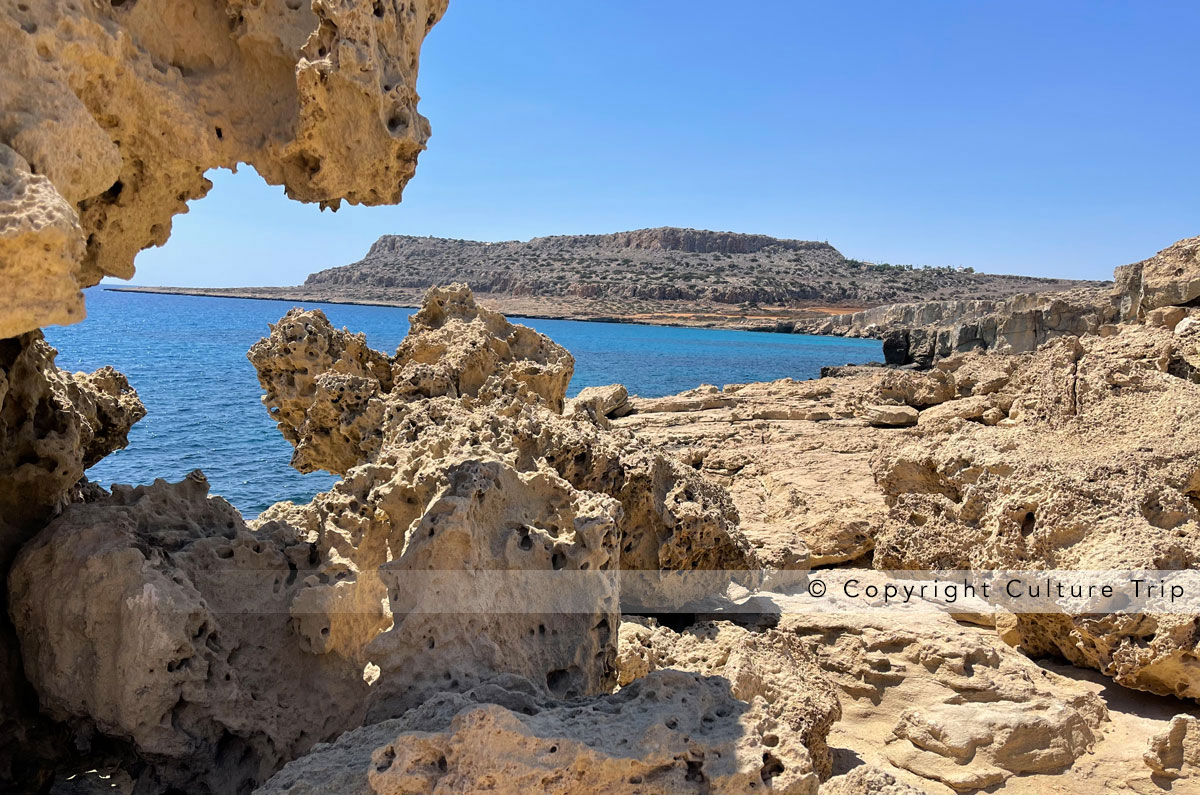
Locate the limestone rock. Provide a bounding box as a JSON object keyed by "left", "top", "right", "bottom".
{"left": 10, "top": 454, "right": 622, "bottom": 791}
{"left": 249, "top": 287, "right": 757, "bottom": 602}
{"left": 0, "top": 145, "right": 87, "bottom": 336}
{"left": 259, "top": 669, "right": 828, "bottom": 794}
{"left": 885, "top": 701, "right": 1100, "bottom": 790}
{"left": 0, "top": 333, "right": 145, "bottom": 565}
{"left": 616, "top": 377, "right": 885, "bottom": 568}
{"left": 565, "top": 383, "right": 629, "bottom": 426}
{"left": 1115, "top": 235, "right": 1200, "bottom": 321}
{"left": 873, "top": 328, "right": 1200, "bottom": 697}
{"left": 631, "top": 383, "right": 737, "bottom": 413}
{"left": 784, "top": 612, "right": 1108, "bottom": 792}
{"left": 861, "top": 404, "right": 918, "bottom": 427}
{"left": 0, "top": 0, "right": 447, "bottom": 338}
{"left": 803, "top": 288, "right": 1116, "bottom": 367}
{"left": 820, "top": 766, "right": 925, "bottom": 794}
{"left": 915, "top": 394, "right": 991, "bottom": 426}
{"left": 616, "top": 619, "right": 842, "bottom": 780}
{"left": 0, "top": 332, "right": 144, "bottom": 788}
{"left": 396, "top": 284, "right": 576, "bottom": 412}
{"left": 1144, "top": 714, "right": 1200, "bottom": 779}
{"left": 357, "top": 457, "right": 622, "bottom": 718}
{"left": 246, "top": 307, "right": 393, "bottom": 474}
{"left": 8, "top": 473, "right": 367, "bottom": 793}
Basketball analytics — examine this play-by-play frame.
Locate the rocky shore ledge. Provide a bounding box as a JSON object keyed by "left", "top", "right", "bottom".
{"left": 2, "top": 268, "right": 1199, "bottom": 792}
{"left": 3, "top": 0, "right": 1200, "bottom": 792}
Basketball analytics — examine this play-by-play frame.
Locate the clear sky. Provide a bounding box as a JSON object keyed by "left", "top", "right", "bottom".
{"left": 127, "top": 0, "right": 1200, "bottom": 287}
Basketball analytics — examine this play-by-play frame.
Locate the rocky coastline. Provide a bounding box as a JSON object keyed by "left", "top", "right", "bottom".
{"left": 2, "top": 1, "right": 1200, "bottom": 793}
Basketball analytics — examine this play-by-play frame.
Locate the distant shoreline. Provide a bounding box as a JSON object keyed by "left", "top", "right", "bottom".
{"left": 103, "top": 286, "right": 882, "bottom": 337}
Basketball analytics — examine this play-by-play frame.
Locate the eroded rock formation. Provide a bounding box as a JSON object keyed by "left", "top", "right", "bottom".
{"left": 0, "top": 332, "right": 143, "bottom": 788}
{"left": 0, "top": 0, "right": 448, "bottom": 339}
{"left": 259, "top": 668, "right": 834, "bottom": 794}
{"left": 248, "top": 286, "right": 756, "bottom": 593}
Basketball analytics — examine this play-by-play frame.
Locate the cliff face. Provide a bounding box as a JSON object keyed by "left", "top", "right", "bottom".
{"left": 0, "top": 0, "right": 447, "bottom": 339}
{"left": 797, "top": 237, "right": 1200, "bottom": 368}
{"left": 301, "top": 227, "right": 1097, "bottom": 309}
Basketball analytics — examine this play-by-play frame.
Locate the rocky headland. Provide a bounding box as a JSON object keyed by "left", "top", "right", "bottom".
{"left": 3, "top": 1, "right": 1200, "bottom": 794}
{"left": 112, "top": 227, "right": 1104, "bottom": 334}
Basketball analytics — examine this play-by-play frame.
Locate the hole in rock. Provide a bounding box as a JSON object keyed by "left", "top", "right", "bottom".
{"left": 629, "top": 612, "right": 697, "bottom": 632}
{"left": 1020, "top": 511, "right": 1037, "bottom": 537}
{"left": 546, "top": 668, "right": 575, "bottom": 697}
{"left": 760, "top": 753, "right": 785, "bottom": 783}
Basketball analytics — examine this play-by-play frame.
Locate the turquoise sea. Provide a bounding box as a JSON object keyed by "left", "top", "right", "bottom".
{"left": 44, "top": 288, "right": 882, "bottom": 516}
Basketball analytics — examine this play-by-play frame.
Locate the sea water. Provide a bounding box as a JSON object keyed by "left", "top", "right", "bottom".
{"left": 43, "top": 288, "right": 882, "bottom": 516}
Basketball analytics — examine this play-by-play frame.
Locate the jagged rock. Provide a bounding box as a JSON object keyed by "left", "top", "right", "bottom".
{"left": 346, "top": 457, "right": 622, "bottom": 719}
{"left": 249, "top": 287, "right": 756, "bottom": 602}
{"left": 0, "top": 333, "right": 144, "bottom": 562}
{"left": 564, "top": 383, "right": 629, "bottom": 426}
{"left": 873, "top": 328, "right": 1200, "bottom": 698}
{"left": 820, "top": 766, "right": 924, "bottom": 794}
{"left": 0, "top": 332, "right": 144, "bottom": 787}
{"left": 861, "top": 404, "right": 918, "bottom": 427}
{"left": 258, "top": 669, "right": 828, "bottom": 794}
{"left": 395, "top": 284, "right": 576, "bottom": 412}
{"left": 616, "top": 619, "right": 842, "bottom": 780}
{"left": 10, "top": 455, "right": 620, "bottom": 791}
{"left": 0, "top": 0, "right": 447, "bottom": 339}
{"left": 1115, "top": 236, "right": 1200, "bottom": 321}
{"left": 1144, "top": 714, "right": 1200, "bottom": 779}
{"left": 245, "top": 308, "right": 394, "bottom": 475}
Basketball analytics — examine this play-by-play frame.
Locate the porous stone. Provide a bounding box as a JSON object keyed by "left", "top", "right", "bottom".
{"left": 783, "top": 612, "right": 1108, "bottom": 792}
{"left": 1144, "top": 714, "right": 1200, "bottom": 780}
{"left": 10, "top": 452, "right": 621, "bottom": 792}
{"left": 0, "top": 0, "right": 448, "bottom": 338}
{"left": 820, "top": 766, "right": 925, "bottom": 794}
{"left": 258, "top": 669, "right": 829, "bottom": 795}
{"left": 564, "top": 383, "right": 629, "bottom": 426}
{"left": 616, "top": 618, "right": 842, "bottom": 780}
{"left": 873, "top": 328, "right": 1200, "bottom": 698}
{"left": 249, "top": 286, "right": 757, "bottom": 604}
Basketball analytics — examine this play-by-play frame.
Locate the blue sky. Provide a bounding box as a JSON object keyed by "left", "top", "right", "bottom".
{"left": 128, "top": 0, "right": 1200, "bottom": 287}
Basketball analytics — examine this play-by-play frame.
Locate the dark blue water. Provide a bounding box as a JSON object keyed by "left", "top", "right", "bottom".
{"left": 44, "top": 288, "right": 881, "bottom": 516}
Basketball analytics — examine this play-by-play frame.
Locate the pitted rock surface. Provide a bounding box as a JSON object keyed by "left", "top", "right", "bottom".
{"left": 0, "top": 0, "right": 447, "bottom": 338}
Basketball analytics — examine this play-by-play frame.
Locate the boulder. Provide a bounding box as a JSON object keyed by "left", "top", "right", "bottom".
{"left": 862, "top": 405, "right": 918, "bottom": 427}
{"left": 1144, "top": 714, "right": 1200, "bottom": 780}
{"left": 565, "top": 383, "right": 629, "bottom": 424}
